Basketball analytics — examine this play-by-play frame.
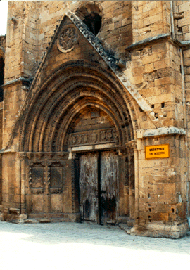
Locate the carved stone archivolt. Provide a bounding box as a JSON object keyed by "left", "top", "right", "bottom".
{"left": 19, "top": 63, "right": 135, "bottom": 153}
{"left": 57, "top": 25, "right": 78, "bottom": 53}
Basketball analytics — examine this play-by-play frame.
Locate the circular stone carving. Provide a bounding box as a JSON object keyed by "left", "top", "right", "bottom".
{"left": 57, "top": 26, "right": 78, "bottom": 53}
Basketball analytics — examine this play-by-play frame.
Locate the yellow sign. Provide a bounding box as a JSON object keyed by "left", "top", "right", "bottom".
{"left": 145, "top": 144, "right": 170, "bottom": 159}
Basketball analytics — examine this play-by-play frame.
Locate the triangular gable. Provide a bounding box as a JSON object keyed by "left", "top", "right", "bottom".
{"left": 30, "top": 11, "right": 155, "bottom": 122}
{"left": 30, "top": 13, "right": 117, "bottom": 91}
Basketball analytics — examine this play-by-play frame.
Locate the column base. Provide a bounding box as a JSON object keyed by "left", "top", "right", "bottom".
{"left": 129, "top": 221, "right": 189, "bottom": 238}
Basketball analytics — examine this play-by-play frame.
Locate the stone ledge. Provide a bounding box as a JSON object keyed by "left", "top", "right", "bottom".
{"left": 137, "top": 127, "right": 186, "bottom": 139}
{"left": 126, "top": 33, "right": 190, "bottom": 51}
{"left": 128, "top": 222, "right": 189, "bottom": 238}
{"left": 126, "top": 33, "right": 170, "bottom": 51}
{"left": 2, "top": 77, "right": 32, "bottom": 88}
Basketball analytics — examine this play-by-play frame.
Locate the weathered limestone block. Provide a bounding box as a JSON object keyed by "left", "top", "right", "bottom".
{"left": 130, "top": 221, "right": 189, "bottom": 238}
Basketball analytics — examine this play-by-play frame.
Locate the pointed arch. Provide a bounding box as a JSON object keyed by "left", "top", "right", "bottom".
{"left": 20, "top": 62, "right": 138, "bottom": 152}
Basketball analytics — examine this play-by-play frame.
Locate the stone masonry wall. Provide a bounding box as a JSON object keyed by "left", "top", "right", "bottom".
{"left": 1, "top": 1, "right": 190, "bottom": 235}
{"left": 128, "top": 1, "right": 189, "bottom": 231}
{"left": 132, "top": 1, "right": 170, "bottom": 43}
{"left": 174, "top": 1, "right": 190, "bottom": 217}
{"left": 0, "top": 35, "right": 6, "bottom": 56}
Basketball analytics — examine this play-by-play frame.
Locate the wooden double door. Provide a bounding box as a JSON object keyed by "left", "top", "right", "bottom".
{"left": 76, "top": 151, "right": 119, "bottom": 225}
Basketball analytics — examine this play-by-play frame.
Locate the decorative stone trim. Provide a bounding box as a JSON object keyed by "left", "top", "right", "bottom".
{"left": 68, "top": 128, "right": 118, "bottom": 147}
{"left": 137, "top": 127, "right": 186, "bottom": 139}
{"left": 66, "top": 11, "right": 119, "bottom": 71}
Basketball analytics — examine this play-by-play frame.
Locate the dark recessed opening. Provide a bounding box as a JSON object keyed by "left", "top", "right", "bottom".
{"left": 0, "top": 57, "right": 4, "bottom": 102}
{"left": 155, "top": 113, "right": 158, "bottom": 119}
{"left": 83, "top": 12, "right": 102, "bottom": 36}
{"left": 178, "top": 26, "right": 183, "bottom": 32}
{"left": 161, "top": 102, "right": 165, "bottom": 108}
{"left": 151, "top": 104, "right": 154, "bottom": 109}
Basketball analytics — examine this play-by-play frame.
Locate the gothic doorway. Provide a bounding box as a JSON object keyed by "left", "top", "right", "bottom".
{"left": 20, "top": 64, "right": 135, "bottom": 222}
{"left": 76, "top": 150, "right": 118, "bottom": 225}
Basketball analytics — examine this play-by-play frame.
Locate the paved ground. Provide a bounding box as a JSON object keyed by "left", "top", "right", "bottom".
{"left": 0, "top": 221, "right": 190, "bottom": 270}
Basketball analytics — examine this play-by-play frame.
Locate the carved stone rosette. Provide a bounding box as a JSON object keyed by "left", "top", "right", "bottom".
{"left": 57, "top": 25, "right": 78, "bottom": 53}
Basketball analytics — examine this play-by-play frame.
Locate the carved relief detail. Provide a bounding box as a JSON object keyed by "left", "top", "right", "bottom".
{"left": 57, "top": 25, "right": 78, "bottom": 53}
{"left": 68, "top": 128, "right": 119, "bottom": 147}
{"left": 49, "top": 163, "right": 63, "bottom": 194}
{"left": 29, "top": 163, "right": 44, "bottom": 194}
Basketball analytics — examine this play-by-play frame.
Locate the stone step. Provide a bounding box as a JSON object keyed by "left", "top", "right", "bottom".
{"left": 24, "top": 219, "right": 39, "bottom": 224}
{"left": 39, "top": 218, "right": 51, "bottom": 224}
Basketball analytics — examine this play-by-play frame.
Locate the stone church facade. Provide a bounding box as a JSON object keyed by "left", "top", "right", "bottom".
{"left": 0, "top": 1, "right": 190, "bottom": 238}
